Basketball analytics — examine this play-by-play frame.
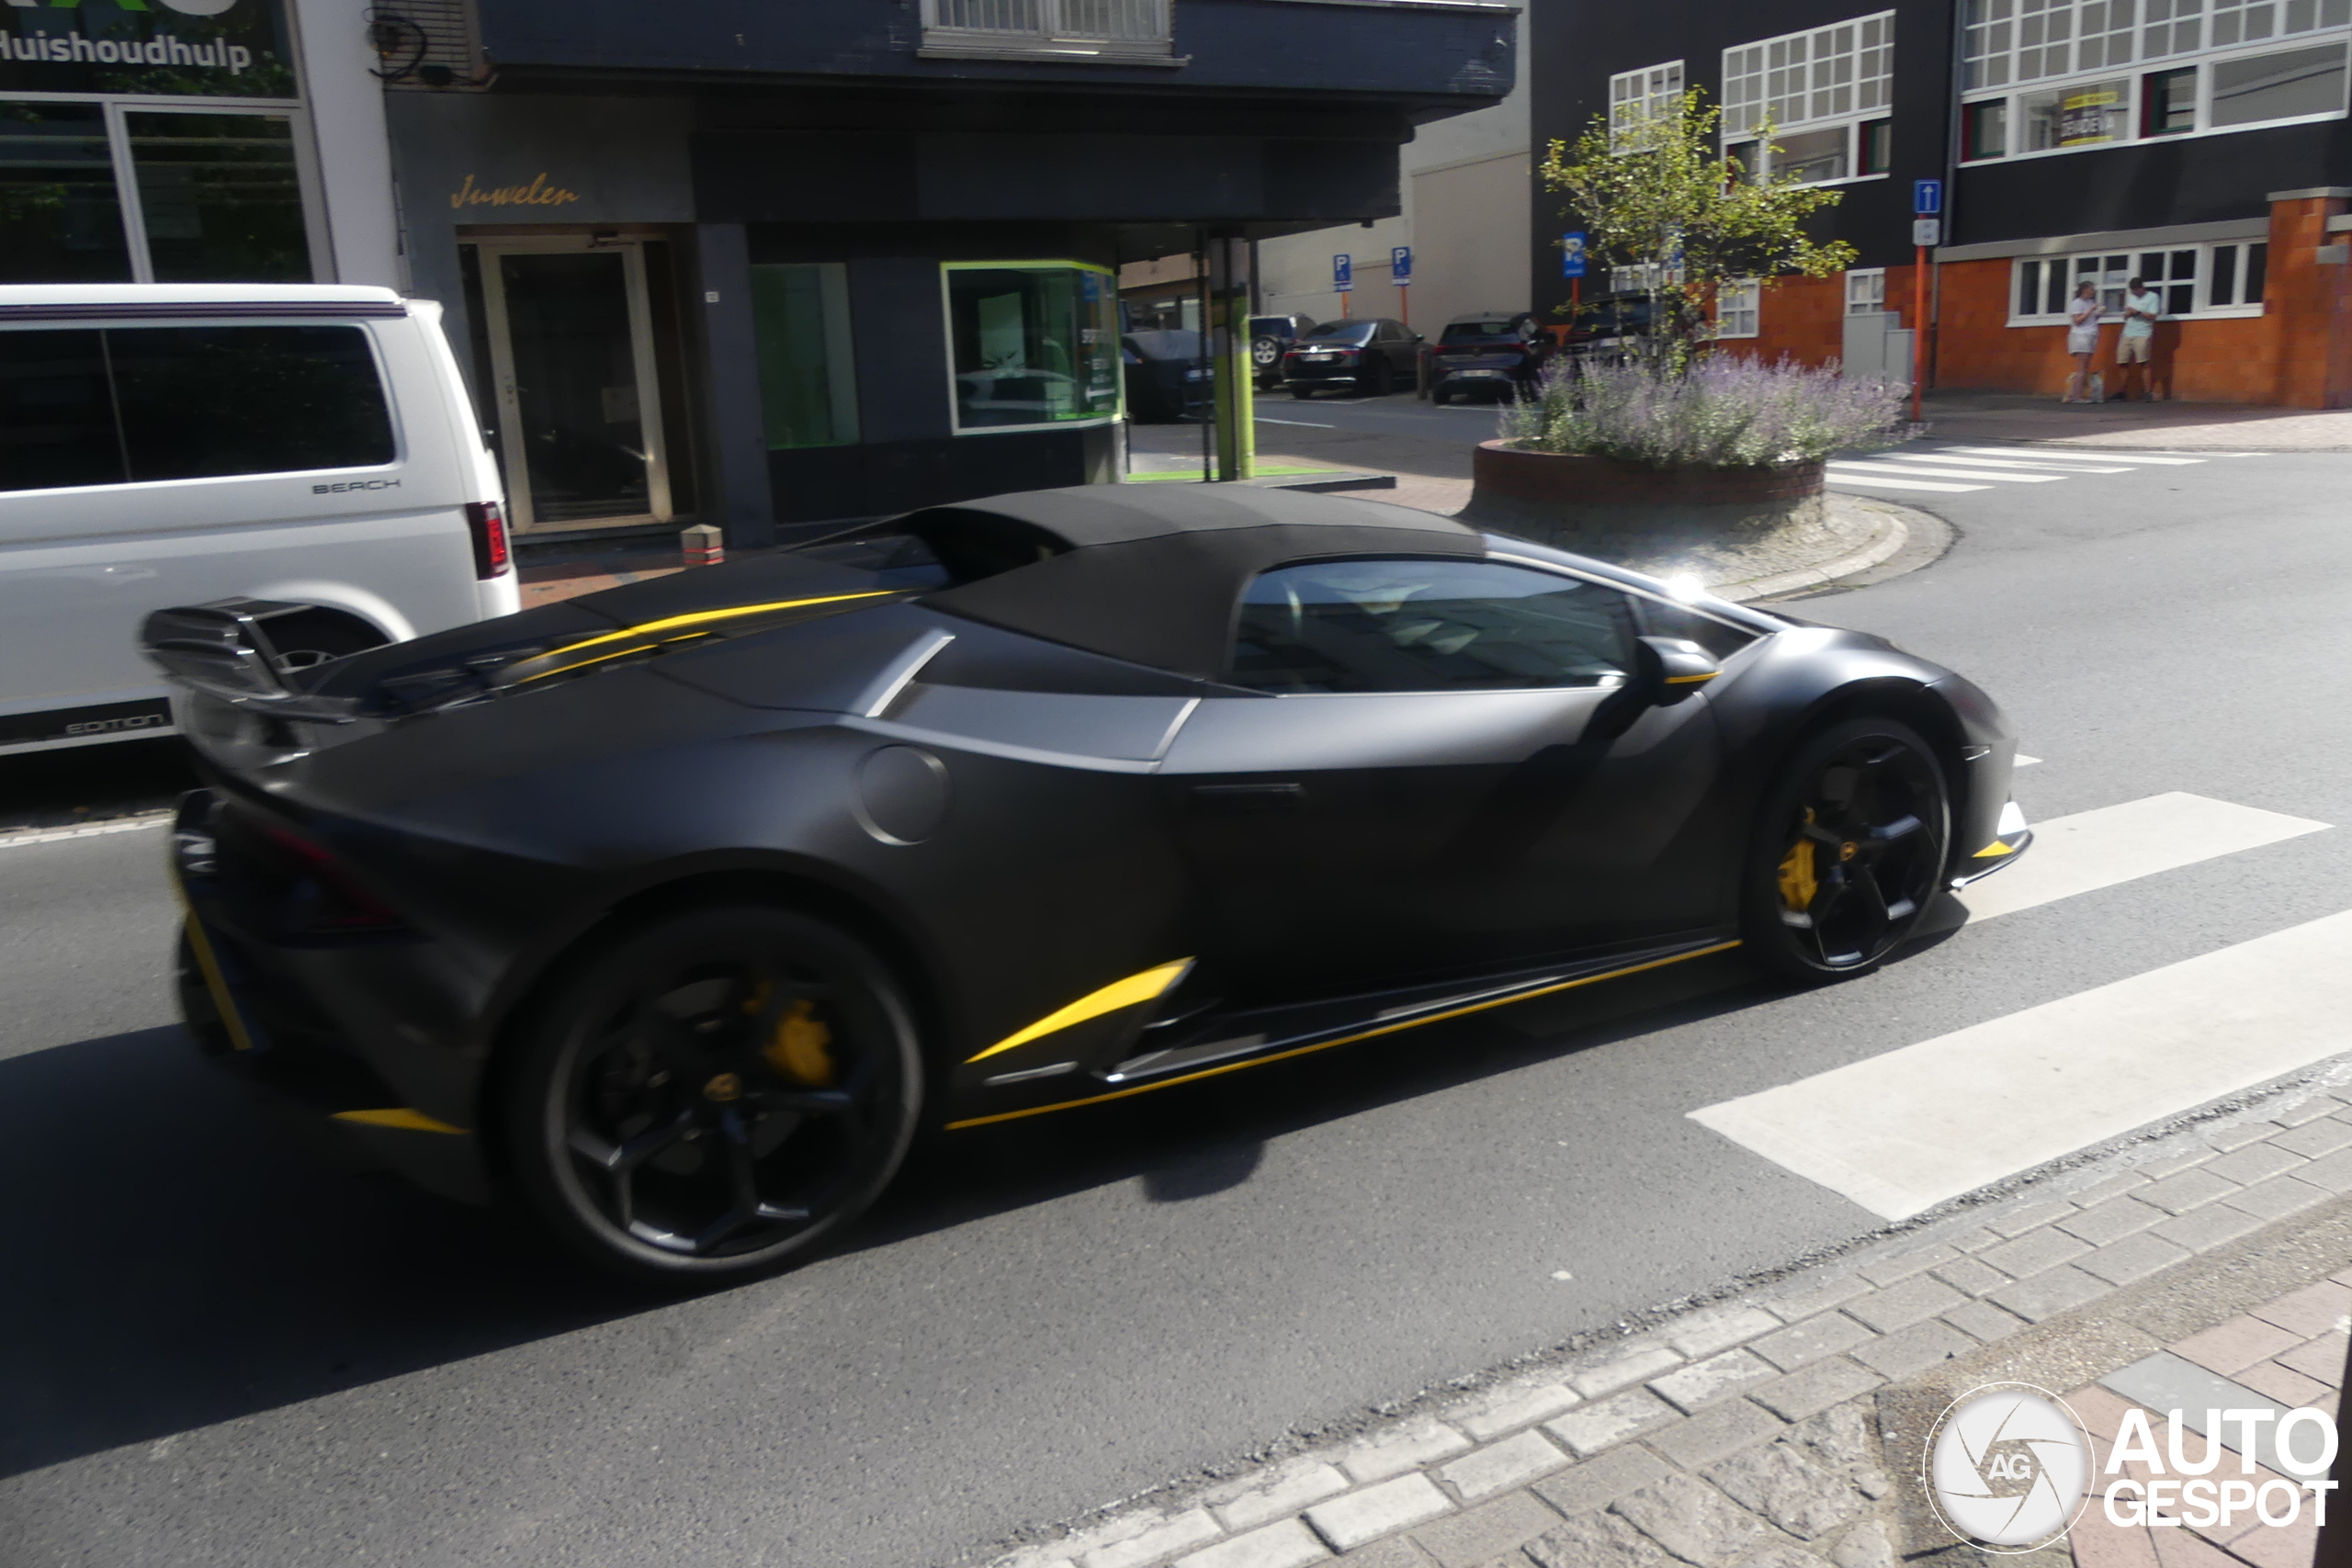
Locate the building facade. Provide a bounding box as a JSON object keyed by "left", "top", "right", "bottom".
{"left": 1256, "top": 3, "right": 1530, "bottom": 333}
{"left": 1534, "top": 0, "right": 2352, "bottom": 404}
{"left": 369, "top": 0, "right": 1514, "bottom": 545}
{"left": 0, "top": 0, "right": 397, "bottom": 290}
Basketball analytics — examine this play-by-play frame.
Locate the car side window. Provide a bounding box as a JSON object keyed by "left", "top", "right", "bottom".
{"left": 1228, "top": 558, "right": 1638, "bottom": 694}
{"left": 0, "top": 323, "right": 392, "bottom": 493}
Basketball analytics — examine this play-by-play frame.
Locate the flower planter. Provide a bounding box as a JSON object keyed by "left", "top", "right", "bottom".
{"left": 1464, "top": 441, "right": 1831, "bottom": 569}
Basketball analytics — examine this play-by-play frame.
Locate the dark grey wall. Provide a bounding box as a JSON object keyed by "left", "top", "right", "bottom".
{"left": 473, "top": 0, "right": 1513, "bottom": 104}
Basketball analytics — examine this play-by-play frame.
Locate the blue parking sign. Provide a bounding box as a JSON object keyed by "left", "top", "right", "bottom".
{"left": 1561, "top": 232, "right": 1588, "bottom": 278}
{"left": 1391, "top": 246, "right": 1412, "bottom": 281}
{"left": 1332, "top": 254, "right": 1352, "bottom": 291}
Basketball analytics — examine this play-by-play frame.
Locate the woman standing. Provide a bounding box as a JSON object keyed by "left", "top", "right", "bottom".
{"left": 2063, "top": 280, "right": 2102, "bottom": 403}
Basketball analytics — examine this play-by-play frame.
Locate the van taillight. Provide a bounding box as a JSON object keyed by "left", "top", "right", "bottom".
{"left": 466, "top": 501, "right": 510, "bottom": 580}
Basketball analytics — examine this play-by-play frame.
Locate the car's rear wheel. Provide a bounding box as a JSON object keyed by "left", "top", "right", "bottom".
{"left": 504, "top": 905, "right": 922, "bottom": 1283}
{"left": 1741, "top": 717, "right": 1950, "bottom": 982}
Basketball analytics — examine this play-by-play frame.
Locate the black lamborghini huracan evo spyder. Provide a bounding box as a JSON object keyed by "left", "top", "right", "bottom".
{"left": 145, "top": 485, "right": 2030, "bottom": 1282}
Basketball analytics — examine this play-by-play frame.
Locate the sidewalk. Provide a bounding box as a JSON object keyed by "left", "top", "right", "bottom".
{"left": 980, "top": 1075, "right": 2352, "bottom": 1568}
{"left": 1918, "top": 390, "right": 2352, "bottom": 450}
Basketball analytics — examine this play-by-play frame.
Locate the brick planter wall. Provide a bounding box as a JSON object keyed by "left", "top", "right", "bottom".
{"left": 1465, "top": 441, "right": 1827, "bottom": 563}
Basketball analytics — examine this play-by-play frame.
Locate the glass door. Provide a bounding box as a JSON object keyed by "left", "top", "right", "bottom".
{"left": 476, "top": 240, "right": 674, "bottom": 532}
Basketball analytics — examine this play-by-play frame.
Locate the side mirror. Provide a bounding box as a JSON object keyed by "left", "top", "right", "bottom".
{"left": 1634, "top": 636, "right": 1720, "bottom": 704}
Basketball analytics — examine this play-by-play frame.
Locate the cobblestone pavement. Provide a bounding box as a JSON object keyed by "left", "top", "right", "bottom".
{"left": 980, "top": 1077, "right": 2352, "bottom": 1568}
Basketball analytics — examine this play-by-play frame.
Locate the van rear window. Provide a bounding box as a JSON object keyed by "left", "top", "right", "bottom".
{"left": 0, "top": 324, "right": 393, "bottom": 493}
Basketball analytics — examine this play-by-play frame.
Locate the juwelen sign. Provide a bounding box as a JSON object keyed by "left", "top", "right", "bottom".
{"left": 1, "top": 0, "right": 297, "bottom": 98}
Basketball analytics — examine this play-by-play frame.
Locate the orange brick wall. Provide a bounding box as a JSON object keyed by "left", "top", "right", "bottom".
{"left": 1716, "top": 194, "right": 2352, "bottom": 407}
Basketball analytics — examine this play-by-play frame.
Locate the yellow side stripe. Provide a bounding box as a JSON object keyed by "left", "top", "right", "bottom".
{"left": 946, "top": 941, "right": 1741, "bottom": 1129}
{"left": 1664, "top": 671, "right": 1718, "bottom": 684}
{"left": 179, "top": 908, "right": 258, "bottom": 1055}
{"left": 967, "top": 959, "right": 1193, "bottom": 1064}
{"left": 549, "top": 591, "right": 896, "bottom": 659}
{"left": 512, "top": 641, "right": 663, "bottom": 684}
{"left": 1973, "top": 839, "right": 2019, "bottom": 858}
{"left": 334, "top": 1107, "right": 469, "bottom": 1134}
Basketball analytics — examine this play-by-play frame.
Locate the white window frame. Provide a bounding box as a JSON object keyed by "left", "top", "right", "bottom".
{"left": 1960, "top": 33, "right": 2348, "bottom": 162}
{"left": 1845, "top": 268, "right": 1888, "bottom": 313}
{"left": 1609, "top": 60, "right": 1686, "bottom": 147}
{"left": 1964, "top": 0, "right": 2349, "bottom": 87}
{"left": 918, "top": 0, "right": 1179, "bottom": 62}
{"left": 1716, "top": 278, "right": 1762, "bottom": 338}
{"left": 2004, "top": 239, "right": 2269, "bottom": 324}
{"left": 1721, "top": 12, "right": 1896, "bottom": 186}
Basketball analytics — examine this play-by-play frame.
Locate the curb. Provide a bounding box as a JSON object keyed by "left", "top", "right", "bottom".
{"left": 974, "top": 1067, "right": 2352, "bottom": 1568}
{"left": 1711, "top": 513, "right": 1911, "bottom": 604}
{"left": 0, "top": 813, "right": 169, "bottom": 851}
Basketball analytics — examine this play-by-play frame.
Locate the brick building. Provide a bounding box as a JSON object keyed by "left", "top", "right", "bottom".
{"left": 1533, "top": 0, "right": 2352, "bottom": 405}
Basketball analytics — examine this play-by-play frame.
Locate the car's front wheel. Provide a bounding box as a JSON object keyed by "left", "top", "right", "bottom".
{"left": 503, "top": 905, "right": 922, "bottom": 1283}
{"left": 1740, "top": 717, "right": 1950, "bottom": 982}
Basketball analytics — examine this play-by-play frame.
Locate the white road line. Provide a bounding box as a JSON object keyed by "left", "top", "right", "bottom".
{"left": 1690, "top": 907, "right": 2352, "bottom": 1219}
{"left": 1830, "top": 461, "right": 2066, "bottom": 483}
{"left": 1823, "top": 472, "right": 1991, "bottom": 494}
{"left": 1958, "top": 792, "right": 2328, "bottom": 922}
{"left": 1899, "top": 452, "right": 2135, "bottom": 473}
{"left": 0, "top": 815, "right": 169, "bottom": 851}
{"left": 1253, "top": 416, "right": 1337, "bottom": 427}
{"left": 1946, "top": 446, "right": 2207, "bottom": 466}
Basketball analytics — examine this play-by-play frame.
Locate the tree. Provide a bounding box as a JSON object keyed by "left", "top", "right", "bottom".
{"left": 1541, "top": 91, "right": 1858, "bottom": 365}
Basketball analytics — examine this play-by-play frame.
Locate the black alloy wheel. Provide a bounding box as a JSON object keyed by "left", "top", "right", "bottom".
{"left": 1741, "top": 717, "right": 1950, "bottom": 981}
{"left": 505, "top": 905, "right": 922, "bottom": 1282}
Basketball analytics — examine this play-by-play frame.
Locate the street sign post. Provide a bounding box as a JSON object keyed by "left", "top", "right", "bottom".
{"left": 1333, "top": 253, "right": 1351, "bottom": 318}
{"left": 1908, "top": 189, "right": 1941, "bottom": 426}
{"left": 1392, "top": 246, "right": 1411, "bottom": 324}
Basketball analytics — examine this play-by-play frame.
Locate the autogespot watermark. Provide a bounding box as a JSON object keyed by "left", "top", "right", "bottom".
{"left": 1923, "top": 1382, "right": 2340, "bottom": 1553}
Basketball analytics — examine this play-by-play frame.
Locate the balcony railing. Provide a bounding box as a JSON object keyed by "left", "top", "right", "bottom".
{"left": 920, "top": 0, "right": 1181, "bottom": 63}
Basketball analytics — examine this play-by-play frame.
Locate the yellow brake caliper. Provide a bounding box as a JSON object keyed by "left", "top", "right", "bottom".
{"left": 763, "top": 998, "right": 836, "bottom": 1087}
{"left": 1777, "top": 807, "right": 1819, "bottom": 913}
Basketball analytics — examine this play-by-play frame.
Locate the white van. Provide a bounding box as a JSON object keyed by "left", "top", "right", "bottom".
{"left": 0, "top": 283, "right": 519, "bottom": 757}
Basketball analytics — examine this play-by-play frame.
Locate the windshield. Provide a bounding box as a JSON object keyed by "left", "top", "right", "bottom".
{"left": 1300, "top": 321, "right": 1375, "bottom": 344}
{"left": 1249, "top": 317, "right": 1306, "bottom": 338}
{"left": 1441, "top": 320, "right": 1523, "bottom": 342}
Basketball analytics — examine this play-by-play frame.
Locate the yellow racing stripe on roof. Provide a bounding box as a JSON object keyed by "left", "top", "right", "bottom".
{"left": 552, "top": 591, "right": 898, "bottom": 659}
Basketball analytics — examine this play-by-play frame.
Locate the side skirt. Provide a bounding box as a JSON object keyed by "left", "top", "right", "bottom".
{"left": 944, "top": 934, "right": 1741, "bottom": 1131}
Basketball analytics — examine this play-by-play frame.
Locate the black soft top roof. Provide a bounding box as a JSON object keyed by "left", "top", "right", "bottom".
{"left": 906, "top": 485, "right": 1484, "bottom": 681}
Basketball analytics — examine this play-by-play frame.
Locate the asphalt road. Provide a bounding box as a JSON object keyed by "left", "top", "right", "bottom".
{"left": 6, "top": 448, "right": 2351, "bottom": 1567}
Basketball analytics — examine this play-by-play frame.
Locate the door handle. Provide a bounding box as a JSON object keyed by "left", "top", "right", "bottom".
{"left": 1189, "top": 783, "right": 1306, "bottom": 813}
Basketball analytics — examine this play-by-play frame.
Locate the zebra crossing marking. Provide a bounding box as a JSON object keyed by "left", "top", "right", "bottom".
{"left": 1690, "top": 790, "right": 2337, "bottom": 1219}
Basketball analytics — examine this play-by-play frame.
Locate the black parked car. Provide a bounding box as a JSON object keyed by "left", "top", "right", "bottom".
{"left": 149, "top": 485, "right": 2029, "bottom": 1284}
{"left": 1282, "top": 318, "right": 1422, "bottom": 398}
{"left": 1248, "top": 313, "right": 1317, "bottom": 389}
{"left": 1429, "top": 312, "right": 1546, "bottom": 404}
{"left": 1565, "top": 292, "right": 1658, "bottom": 367}
{"left": 1122, "top": 329, "right": 1211, "bottom": 423}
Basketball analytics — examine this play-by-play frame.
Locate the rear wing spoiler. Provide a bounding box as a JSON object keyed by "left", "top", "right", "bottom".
{"left": 139, "top": 599, "right": 357, "bottom": 722}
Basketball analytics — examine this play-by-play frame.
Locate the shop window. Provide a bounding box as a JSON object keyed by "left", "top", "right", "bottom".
{"left": 943, "top": 263, "right": 1121, "bottom": 433}
{"left": 2143, "top": 64, "right": 2201, "bottom": 128}
{"left": 1717, "top": 279, "right": 1761, "bottom": 339}
{"left": 2208, "top": 239, "right": 2268, "bottom": 303}
{"left": 1965, "top": 97, "right": 2012, "bottom": 154}
{"left": 751, "top": 264, "right": 859, "bottom": 450}
{"left": 2011, "top": 240, "right": 2266, "bottom": 321}
{"left": 0, "top": 105, "right": 134, "bottom": 284}
{"left": 1847, "top": 269, "right": 1888, "bottom": 314}
{"left": 2210, "top": 40, "right": 2349, "bottom": 121}
{"left": 1610, "top": 60, "right": 1687, "bottom": 147}
{"left": 126, "top": 112, "right": 311, "bottom": 284}
{"left": 0, "top": 324, "right": 391, "bottom": 492}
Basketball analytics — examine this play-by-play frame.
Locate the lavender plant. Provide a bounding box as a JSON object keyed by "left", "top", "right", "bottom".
{"left": 1500, "top": 355, "right": 1906, "bottom": 468}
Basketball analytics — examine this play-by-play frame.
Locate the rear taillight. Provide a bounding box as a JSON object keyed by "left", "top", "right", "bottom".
{"left": 263, "top": 825, "right": 409, "bottom": 934}
{"left": 466, "top": 501, "right": 510, "bottom": 580}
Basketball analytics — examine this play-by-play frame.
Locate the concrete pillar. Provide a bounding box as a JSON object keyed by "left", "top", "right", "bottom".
{"left": 290, "top": 0, "right": 401, "bottom": 288}
{"left": 691, "top": 224, "right": 777, "bottom": 548}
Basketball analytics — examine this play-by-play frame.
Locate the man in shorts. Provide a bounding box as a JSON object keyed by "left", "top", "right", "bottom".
{"left": 2115, "top": 276, "right": 2162, "bottom": 400}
